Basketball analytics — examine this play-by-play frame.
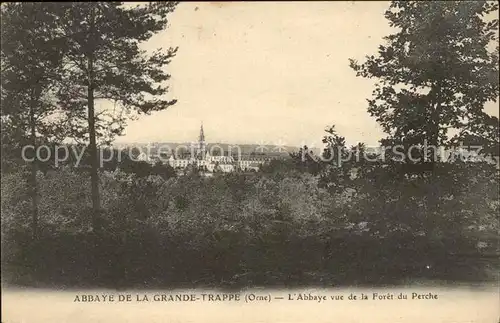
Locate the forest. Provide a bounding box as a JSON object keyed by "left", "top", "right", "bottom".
{"left": 1, "top": 2, "right": 499, "bottom": 288}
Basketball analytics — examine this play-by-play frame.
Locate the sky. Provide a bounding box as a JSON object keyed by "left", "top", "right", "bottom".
{"left": 114, "top": 1, "right": 498, "bottom": 148}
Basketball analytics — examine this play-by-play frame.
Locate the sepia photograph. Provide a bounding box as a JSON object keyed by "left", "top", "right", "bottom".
{"left": 1, "top": 1, "right": 499, "bottom": 322}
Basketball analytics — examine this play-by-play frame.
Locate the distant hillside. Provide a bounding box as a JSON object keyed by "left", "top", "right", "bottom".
{"left": 112, "top": 142, "right": 321, "bottom": 157}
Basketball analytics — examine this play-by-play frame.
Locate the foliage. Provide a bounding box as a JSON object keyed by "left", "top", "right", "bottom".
{"left": 2, "top": 162, "right": 498, "bottom": 288}
{"left": 349, "top": 1, "right": 499, "bottom": 156}
{"left": 1, "top": 2, "right": 67, "bottom": 141}
{"left": 54, "top": 2, "right": 178, "bottom": 144}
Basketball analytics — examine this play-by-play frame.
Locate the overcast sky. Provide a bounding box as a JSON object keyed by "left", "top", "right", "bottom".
{"left": 114, "top": 1, "right": 498, "bottom": 148}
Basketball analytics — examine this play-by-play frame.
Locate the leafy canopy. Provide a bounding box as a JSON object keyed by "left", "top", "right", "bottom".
{"left": 350, "top": 1, "right": 499, "bottom": 151}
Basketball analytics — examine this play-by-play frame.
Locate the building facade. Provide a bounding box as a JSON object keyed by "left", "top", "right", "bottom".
{"left": 144, "top": 124, "right": 277, "bottom": 174}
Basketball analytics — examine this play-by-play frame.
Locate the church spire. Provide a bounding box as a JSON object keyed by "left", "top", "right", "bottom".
{"left": 199, "top": 122, "right": 205, "bottom": 143}
{"left": 197, "top": 122, "right": 206, "bottom": 159}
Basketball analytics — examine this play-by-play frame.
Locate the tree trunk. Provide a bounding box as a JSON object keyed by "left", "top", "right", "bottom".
{"left": 87, "top": 4, "right": 100, "bottom": 233}
{"left": 86, "top": 3, "right": 103, "bottom": 285}
{"left": 428, "top": 81, "right": 443, "bottom": 169}
{"left": 29, "top": 88, "right": 39, "bottom": 240}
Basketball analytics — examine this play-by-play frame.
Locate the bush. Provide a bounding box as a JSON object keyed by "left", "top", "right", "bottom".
{"left": 1, "top": 163, "right": 498, "bottom": 288}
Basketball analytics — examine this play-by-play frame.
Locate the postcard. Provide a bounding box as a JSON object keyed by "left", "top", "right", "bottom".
{"left": 1, "top": 2, "right": 499, "bottom": 322}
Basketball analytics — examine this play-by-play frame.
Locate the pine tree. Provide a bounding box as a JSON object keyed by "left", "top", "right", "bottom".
{"left": 350, "top": 1, "right": 499, "bottom": 167}
{"left": 54, "top": 2, "right": 178, "bottom": 231}
{"left": 1, "top": 3, "right": 67, "bottom": 239}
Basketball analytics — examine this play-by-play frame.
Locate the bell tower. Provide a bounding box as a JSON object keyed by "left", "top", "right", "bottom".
{"left": 198, "top": 122, "right": 206, "bottom": 159}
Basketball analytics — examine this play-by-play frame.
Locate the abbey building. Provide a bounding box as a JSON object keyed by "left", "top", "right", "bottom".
{"left": 138, "top": 124, "right": 279, "bottom": 174}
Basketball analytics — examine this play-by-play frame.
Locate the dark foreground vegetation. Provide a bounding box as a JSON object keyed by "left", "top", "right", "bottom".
{"left": 2, "top": 157, "right": 499, "bottom": 289}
